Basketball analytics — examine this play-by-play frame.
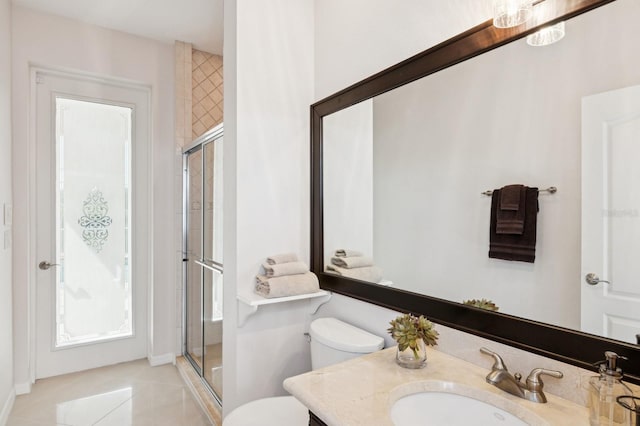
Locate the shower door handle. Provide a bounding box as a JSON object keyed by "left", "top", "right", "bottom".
{"left": 195, "top": 259, "right": 223, "bottom": 274}
{"left": 39, "top": 260, "right": 59, "bottom": 270}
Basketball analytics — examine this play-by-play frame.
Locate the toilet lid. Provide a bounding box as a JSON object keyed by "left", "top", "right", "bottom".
{"left": 310, "top": 317, "right": 385, "bottom": 353}
{"left": 223, "top": 396, "right": 308, "bottom": 426}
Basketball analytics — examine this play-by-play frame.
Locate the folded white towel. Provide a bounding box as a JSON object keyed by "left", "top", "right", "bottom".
{"left": 331, "top": 256, "right": 374, "bottom": 269}
{"left": 262, "top": 261, "right": 309, "bottom": 277}
{"left": 255, "top": 272, "right": 320, "bottom": 298}
{"left": 266, "top": 253, "right": 298, "bottom": 265}
{"left": 334, "top": 249, "right": 363, "bottom": 258}
{"left": 326, "top": 264, "right": 383, "bottom": 283}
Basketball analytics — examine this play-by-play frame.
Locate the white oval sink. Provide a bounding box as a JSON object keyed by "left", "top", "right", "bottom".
{"left": 391, "top": 391, "right": 528, "bottom": 426}
{"left": 389, "top": 381, "right": 548, "bottom": 426}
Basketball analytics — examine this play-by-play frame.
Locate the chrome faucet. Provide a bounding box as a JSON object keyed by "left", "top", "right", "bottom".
{"left": 480, "top": 347, "right": 563, "bottom": 403}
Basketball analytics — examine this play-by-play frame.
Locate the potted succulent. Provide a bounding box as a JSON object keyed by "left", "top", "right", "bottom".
{"left": 463, "top": 298, "right": 499, "bottom": 312}
{"left": 388, "top": 313, "right": 439, "bottom": 369}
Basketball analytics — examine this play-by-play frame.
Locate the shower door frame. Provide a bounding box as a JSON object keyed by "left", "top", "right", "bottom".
{"left": 182, "top": 123, "right": 224, "bottom": 405}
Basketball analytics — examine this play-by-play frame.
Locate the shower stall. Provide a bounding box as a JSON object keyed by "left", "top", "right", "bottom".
{"left": 183, "top": 124, "right": 224, "bottom": 403}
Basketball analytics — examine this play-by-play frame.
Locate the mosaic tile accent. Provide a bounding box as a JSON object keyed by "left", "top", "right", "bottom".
{"left": 192, "top": 49, "right": 223, "bottom": 139}
{"left": 78, "top": 188, "right": 112, "bottom": 252}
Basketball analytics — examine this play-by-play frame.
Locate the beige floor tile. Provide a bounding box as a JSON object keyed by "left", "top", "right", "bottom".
{"left": 8, "top": 359, "right": 212, "bottom": 426}
{"left": 94, "top": 384, "right": 210, "bottom": 426}
{"left": 6, "top": 418, "right": 60, "bottom": 426}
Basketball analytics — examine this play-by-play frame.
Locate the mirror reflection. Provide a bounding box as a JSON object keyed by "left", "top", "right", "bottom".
{"left": 323, "top": 0, "right": 640, "bottom": 344}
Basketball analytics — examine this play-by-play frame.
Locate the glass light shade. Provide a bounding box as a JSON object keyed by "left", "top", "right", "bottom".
{"left": 526, "top": 22, "right": 566, "bottom": 46}
{"left": 493, "top": 0, "right": 533, "bottom": 28}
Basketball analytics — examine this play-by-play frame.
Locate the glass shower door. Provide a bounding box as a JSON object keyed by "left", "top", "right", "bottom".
{"left": 202, "top": 137, "right": 223, "bottom": 398}
{"left": 184, "top": 126, "right": 223, "bottom": 403}
{"left": 185, "top": 147, "right": 204, "bottom": 373}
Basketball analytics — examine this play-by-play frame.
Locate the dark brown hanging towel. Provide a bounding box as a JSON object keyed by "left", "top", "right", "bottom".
{"left": 489, "top": 186, "right": 539, "bottom": 263}
{"left": 496, "top": 184, "right": 526, "bottom": 235}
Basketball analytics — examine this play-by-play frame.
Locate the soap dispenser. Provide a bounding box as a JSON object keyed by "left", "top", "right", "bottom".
{"left": 589, "top": 351, "right": 634, "bottom": 426}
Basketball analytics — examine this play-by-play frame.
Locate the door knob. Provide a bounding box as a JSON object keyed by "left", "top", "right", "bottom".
{"left": 585, "top": 273, "right": 610, "bottom": 286}
{"left": 38, "top": 261, "right": 59, "bottom": 270}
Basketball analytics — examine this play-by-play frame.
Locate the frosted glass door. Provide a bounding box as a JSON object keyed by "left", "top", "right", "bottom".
{"left": 55, "top": 98, "right": 133, "bottom": 347}
{"left": 35, "top": 71, "right": 150, "bottom": 379}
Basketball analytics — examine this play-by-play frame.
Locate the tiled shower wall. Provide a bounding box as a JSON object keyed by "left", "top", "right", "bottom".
{"left": 175, "top": 42, "right": 224, "bottom": 148}
{"left": 192, "top": 50, "right": 223, "bottom": 139}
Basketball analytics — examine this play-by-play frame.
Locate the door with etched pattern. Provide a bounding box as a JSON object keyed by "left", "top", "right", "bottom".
{"left": 35, "top": 70, "right": 150, "bottom": 378}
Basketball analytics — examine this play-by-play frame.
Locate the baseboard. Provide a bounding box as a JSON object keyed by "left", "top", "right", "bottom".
{"left": 148, "top": 353, "right": 175, "bottom": 367}
{"left": 0, "top": 388, "right": 16, "bottom": 426}
{"left": 13, "top": 382, "right": 31, "bottom": 396}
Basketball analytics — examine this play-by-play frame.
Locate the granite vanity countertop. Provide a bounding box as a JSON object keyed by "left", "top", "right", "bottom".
{"left": 283, "top": 347, "right": 589, "bottom": 426}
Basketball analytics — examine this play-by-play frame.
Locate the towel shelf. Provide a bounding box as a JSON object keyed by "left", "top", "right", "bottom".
{"left": 482, "top": 186, "right": 557, "bottom": 196}
{"left": 237, "top": 290, "right": 332, "bottom": 327}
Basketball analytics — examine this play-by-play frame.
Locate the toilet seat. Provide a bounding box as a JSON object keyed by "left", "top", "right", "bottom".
{"left": 222, "top": 396, "right": 309, "bottom": 426}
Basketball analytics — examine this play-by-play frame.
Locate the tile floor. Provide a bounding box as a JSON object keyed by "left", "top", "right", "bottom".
{"left": 8, "top": 359, "right": 213, "bottom": 426}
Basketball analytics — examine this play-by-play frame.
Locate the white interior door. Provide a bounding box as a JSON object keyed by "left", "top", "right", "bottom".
{"left": 581, "top": 84, "right": 640, "bottom": 345}
{"left": 35, "top": 70, "right": 151, "bottom": 379}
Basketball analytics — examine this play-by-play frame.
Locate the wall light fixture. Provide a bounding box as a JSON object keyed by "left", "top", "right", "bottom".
{"left": 526, "top": 21, "right": 566, "bottom": 46}
{"left": 493, "top": 0, "right": 533, "bottom": 28}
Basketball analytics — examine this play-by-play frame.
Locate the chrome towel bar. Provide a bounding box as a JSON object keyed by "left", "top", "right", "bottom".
{"left": 482, "top": 186, "right": 557, "bottom": 196}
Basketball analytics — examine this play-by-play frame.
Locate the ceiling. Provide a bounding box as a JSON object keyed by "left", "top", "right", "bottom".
{"left": 11, "top": 0, "right": 224, "bottom": 55}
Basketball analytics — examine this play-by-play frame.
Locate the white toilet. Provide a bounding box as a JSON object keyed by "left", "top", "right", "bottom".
{"left": 223, "top": 317, "right": 385, "bottom": 426}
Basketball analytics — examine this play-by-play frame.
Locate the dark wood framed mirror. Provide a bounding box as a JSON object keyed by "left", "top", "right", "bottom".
{"left": 310, "top": 0, "right": 640, "bottom": 384}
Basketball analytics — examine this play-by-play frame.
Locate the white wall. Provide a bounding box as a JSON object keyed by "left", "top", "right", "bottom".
{"left": 0, "top": 0, "right": 14, "bottom": 421}
{"left": 223, "top": 0, "right": 315, "bottom": 415}
{"left": 11, "top": 6, "right": 176, "bottom": 389}
{"left": 314, "top": 0, "right": 493, "bottom": 100}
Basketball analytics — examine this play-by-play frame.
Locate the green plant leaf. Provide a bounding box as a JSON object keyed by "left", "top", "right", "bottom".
{"left": 388, "top": 313, "right": 439, "bottom": 349}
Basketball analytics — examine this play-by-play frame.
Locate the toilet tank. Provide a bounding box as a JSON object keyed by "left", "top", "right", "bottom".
{"left": 309, "top": 318, "right": 385, "bottom": 370}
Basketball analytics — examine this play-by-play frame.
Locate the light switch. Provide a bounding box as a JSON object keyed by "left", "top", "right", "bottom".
{"left": 3, "top": 203, "right": 12, "bottom": 226}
